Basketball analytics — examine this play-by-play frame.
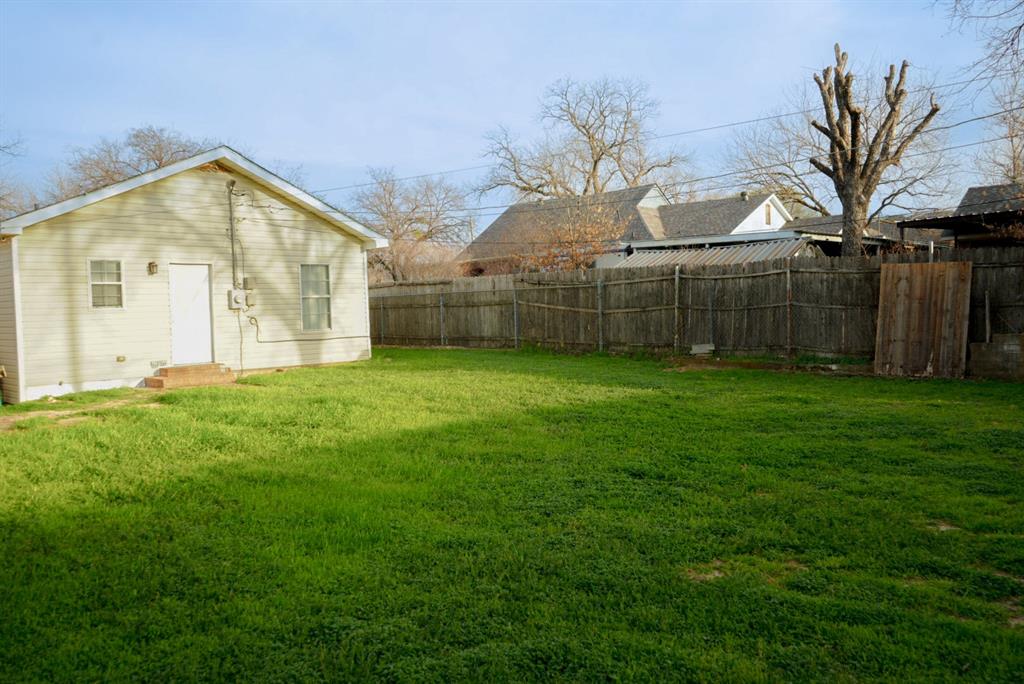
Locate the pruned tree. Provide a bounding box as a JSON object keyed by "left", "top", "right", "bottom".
{"left": 808, "top": 45, "right": 942, "bottom": 255}
{"left": 947, "top": 0, "right": 1024, "bottom": 75}
{"left": 353, "top": 168, "right": 475, "bottom": 283}
{"left": 975, "top": 66, "right": 1024, "bottom": 182}
{"left": 514, "top": 200, "right": 627, "bottom": 272}
{"left": 480, "top": 77, "right": 687, "bottom": 199}
{"left": 47, "top": 125, "right": 213, "bottom": 201}
{"left": 729, "top": 75, "right": 951, "bottom": 226}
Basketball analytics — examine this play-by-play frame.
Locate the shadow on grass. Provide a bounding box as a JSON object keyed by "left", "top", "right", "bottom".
{"left": 2, "top": 360, "right": 1023, "bottom": 681}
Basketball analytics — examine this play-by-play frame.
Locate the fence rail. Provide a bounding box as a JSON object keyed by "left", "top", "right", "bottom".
{"left": 369, "top": 247, "right": 1024, "bottom": 358}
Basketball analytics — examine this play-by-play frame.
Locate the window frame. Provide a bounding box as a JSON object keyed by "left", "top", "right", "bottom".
{"left": 299, "top": 263, "right": 332, "bottom": 332}
{"left": 88, "top": 258, "right": 126, "bottom": 310}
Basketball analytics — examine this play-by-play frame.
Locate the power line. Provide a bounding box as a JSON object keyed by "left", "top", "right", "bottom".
{"left": 310, "top": 72, "right": 1016, "bottom": 195}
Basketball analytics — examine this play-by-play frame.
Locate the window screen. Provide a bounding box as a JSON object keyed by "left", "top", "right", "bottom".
{"left": 90, "top": 260, "right": 123, "bottom": 308}
{"left": 300, "top": 264, "right": 331, "bottom": 331}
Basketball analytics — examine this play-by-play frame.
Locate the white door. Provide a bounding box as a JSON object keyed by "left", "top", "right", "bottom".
{"left": 169, "top": 264, "right": 213, "bottom": 365}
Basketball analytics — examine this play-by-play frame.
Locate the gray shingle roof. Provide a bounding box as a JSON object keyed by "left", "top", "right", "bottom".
{"left": 955, "top": 182, "right": 1024, "bottom": 216}
{"left": 459, "top": 185, "right": 660, "bottom": 262}
{"left": 655, "top": 193, "right": 769, "bottom": 238}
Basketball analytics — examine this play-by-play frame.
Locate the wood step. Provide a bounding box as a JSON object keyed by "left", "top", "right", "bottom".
{"left": 146, "top": 364, "right": 236, "bottom": 389}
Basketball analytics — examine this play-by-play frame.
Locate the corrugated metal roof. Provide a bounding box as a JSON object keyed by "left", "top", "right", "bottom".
{"left": 614, "top": 238, "right": 815, "bottom": 268}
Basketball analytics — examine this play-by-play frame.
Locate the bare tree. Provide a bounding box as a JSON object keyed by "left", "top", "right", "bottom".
{"left": 0, "top": 134, "right": 35, "bottom": 218}
{"left": 47, "top": 125, "right": 213, "bottom": 201}
{"left": 975, "top": 67, "right": 1024, "bottom": 182}
{"left": 480, "top": 77, "right": 686, "bottom": 199}
{"left": 729, "top": 73, "right": 952, "bottom": 225}
{"left": 808, "top": 45, "right": 942, "bottom": 255}
{"left": 947, "top": 0, "right": 1024, "bottom": 75}
{"left": 353, "top": 168, "right": 475, "bottom": 283}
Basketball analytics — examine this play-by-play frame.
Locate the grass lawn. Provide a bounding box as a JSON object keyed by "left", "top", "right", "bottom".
{"left": 1, "top": 349, "right": 1023, "bottom": 681}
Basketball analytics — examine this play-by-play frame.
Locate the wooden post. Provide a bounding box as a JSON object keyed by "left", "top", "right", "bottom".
{"left": 379, "top": 298, "right": 385, "bottom": 345}
{"left": 673, "top": 265, "right": 680, "bottom": 354}
{"left": 597, "top": 280, "right": 604, "bottom": 352}
{"left": 786, "top": 259, "right": 793, "bottom": 357}
{"left": 512, "top": 285, "right": 520, "bottom": 350}
{"left": 707, "top": 279, "right": 715, "bottom": 348}
{"left": 985, "top": 289, "right": 991, "bottom": 343}
{"left": 439, "top": 293, "right": 446, "bottom": 346}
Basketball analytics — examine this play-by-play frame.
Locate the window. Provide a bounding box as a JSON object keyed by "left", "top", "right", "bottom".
{"left": 300, "top": 264, "right": 331, "bottom": 330}
{"left": 764, "top": 203, "right": 772, "bottom": 225}
{"left": 90, "top": 260, "right": 123, "bottom": 308}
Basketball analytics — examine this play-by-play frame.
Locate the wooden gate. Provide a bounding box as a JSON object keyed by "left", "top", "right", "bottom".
{"left": 874, "top": 262, "right": 972, "bottom": 378}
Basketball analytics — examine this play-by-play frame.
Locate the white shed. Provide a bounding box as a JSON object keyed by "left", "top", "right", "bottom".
{"left": 0, "top": 146, "right": 387, "bottom": 403}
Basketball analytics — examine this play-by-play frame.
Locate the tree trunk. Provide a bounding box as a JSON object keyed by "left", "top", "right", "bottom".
{"left": 841, "top": 200, "right": 867, "bottom": 256}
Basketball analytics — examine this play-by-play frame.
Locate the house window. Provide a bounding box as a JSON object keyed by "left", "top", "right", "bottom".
{"left": 89, "top": 260, "right": 123, "bottom": 308}
{"left": 300, "top": 264, "right": 331, "bottom": 331}
{"left": 765, "top": 203, "right": 772, "bottom": 225}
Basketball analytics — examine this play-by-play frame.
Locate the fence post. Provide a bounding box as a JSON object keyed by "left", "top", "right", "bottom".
{"left": 673, "top": 265, "right": 680, "bottom": 354}
{"left": 786, "top": 259, "right": 793, "bottom": 357}
{"left": 512, "top": 284, "right": 520, "bottom": 350}
{"left": 707, "top": 279, "right": 715, "bottom": 348}
{"left": 597, "top": 280, "right": 604, "bottom": 352}
{"left": 379, "top": 297, "right": 385, "bottom": 345}
{"left": 439, "top": 293, "right": 446, "bottom": 346}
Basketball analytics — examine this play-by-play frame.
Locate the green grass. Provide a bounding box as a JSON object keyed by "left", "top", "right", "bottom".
{"left": 1, "top": 349, "right": 1022, "bottom": 682}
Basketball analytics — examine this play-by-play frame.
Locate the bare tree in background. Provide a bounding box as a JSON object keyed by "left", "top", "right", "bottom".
{"left": 0, "top": 134, "right": 35, "bottom": 218}
{"left": 975, "top": 67, "right": 1024, "bottom": 182}
{"left": 47, "top": 125, "right": 213, "bottom": 201}
{"left": 808, "top": 45, "right": 942, "bottom": 255}
{"left": 514, "top": 200, "right": 627, "bottom": 272}
{"left": 947, "top": 0, "right": 1024, "bottom": 74}
{"left": 729, "top": 76, "right": 951, "bottom": 223}
{"left": 353, "top": 168, "right": 475, "bottom": 283}
{"left": 480, "top": 77, "right": 687, "bottom": 199}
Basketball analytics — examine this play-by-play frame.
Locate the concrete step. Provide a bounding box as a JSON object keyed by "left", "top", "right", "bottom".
{"left": 146, "top": 364, "right": 236, "bottom": 389}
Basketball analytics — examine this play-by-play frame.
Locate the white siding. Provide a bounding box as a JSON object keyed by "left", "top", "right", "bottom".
{"left": 17, "top": 165, "right": 371, "bottom": 400}
{"left": 731, "top": 197, "right": 791, "bottom": 234}
{"left": 0, "top": 238, "right": 21, "bottom": 403}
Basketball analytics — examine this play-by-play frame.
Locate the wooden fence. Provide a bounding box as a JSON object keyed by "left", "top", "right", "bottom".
{"left": 368, "top": 247, "right": 1024, "bottom": 359}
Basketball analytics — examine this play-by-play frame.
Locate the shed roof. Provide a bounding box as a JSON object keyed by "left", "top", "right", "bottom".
{"left": 615, "top": 238, "right": 815, "bottom": 268}
{"left": 0, "top": 146, "right": 388, "bottom": 248}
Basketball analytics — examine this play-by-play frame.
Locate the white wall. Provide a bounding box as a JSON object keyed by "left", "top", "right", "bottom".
{"left": 16, "top": 165, "right": 371, "bottom": 401}
{"left": 731, "top": 197, "right": 790, "bottom": 234}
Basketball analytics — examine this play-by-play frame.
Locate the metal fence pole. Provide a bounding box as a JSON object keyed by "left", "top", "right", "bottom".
{"left": 673, "top": 265, "right": 681, "bottom": 354}
{"left": 597, "top": 280, "right": 604, "bottom": 352}
{"left": 512, "top": 285, "right": 520, "bottom": 350}
{"left": 439, "top": 293, "right": 446, "bottom": 346}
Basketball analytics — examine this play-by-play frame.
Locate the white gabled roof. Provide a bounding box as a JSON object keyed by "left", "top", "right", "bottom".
{"left": 0, "top": 146, "right": 388, "bottom": 248}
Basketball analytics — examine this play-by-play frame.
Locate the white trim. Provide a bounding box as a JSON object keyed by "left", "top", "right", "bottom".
{"left": 299, "top": 263, "right": 332, "bottom": 332}
{"left": 0, "top": 146, "right": 389, "bottom": 249}
{"left": 87, "top": 258, "right": 126, "bottom": 309}
{"left": 361, "top": 246, "right": 372, "bottom": 356}
{"left": 11, "top": 237, "right": 26, "bottom": 404}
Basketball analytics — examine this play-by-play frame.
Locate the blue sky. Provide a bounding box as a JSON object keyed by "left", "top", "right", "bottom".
{"left": 0, "top": 0, "right": 989, "bottom": 222}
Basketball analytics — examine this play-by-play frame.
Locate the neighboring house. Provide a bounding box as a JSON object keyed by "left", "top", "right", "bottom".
{"left": 458, "top": 187, "right": 791, "bottom": 274}
{"left": 896, "top": 182, "right": 1024, "bottom": 246}
{"left": 0, "top": 146, "right": 387, "bottom": 403}
{"left": 458, "top": 185, "right": 669, "bottom": 275}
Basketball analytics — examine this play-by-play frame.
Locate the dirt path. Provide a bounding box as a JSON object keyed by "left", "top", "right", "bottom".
{"left": 0, "top": 397, "right": 163, "bottom": 431}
